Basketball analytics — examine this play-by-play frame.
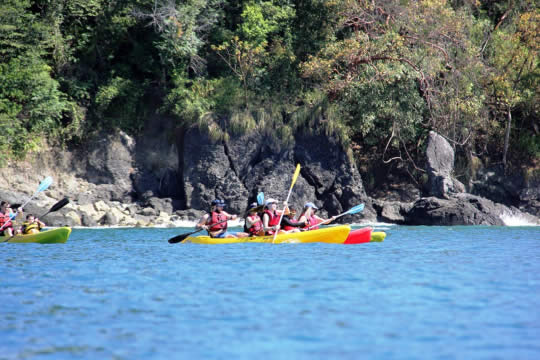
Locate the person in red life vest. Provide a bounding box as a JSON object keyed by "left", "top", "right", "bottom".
{"left": 196, "top": 199, "right": 248, "bottom": 238}
{"left": 244, "top": 202, "right": 264, "bottom": 237}
{"left": 280, "top": 207, "right": 305, "bottom": 233}
{"left": 298, "top": 202, "right": 336, "bottom": 231}
{"left": 262, "top": 198, "right": 286, "bottom": 235}
{"left": 0, "top": 201, "right": 23, "bottom": 236}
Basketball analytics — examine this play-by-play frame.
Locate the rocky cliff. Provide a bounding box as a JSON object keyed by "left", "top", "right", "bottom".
{"left": 1, "top": 124, "right": 538, "bottom": 228}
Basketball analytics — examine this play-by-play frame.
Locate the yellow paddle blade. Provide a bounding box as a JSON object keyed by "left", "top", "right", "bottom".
{"left": 289, "top": 163, "right": 301, "bottom": 190}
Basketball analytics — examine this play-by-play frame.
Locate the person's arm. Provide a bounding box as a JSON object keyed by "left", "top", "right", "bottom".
{"left": 223, "top": 211, "right": 237, "bottom": 220}
{"left": 196, "top": 214, "right": 209, "bottom": 230}
{"left": 37, "top": 218, "right": 46, "bottom": 229}
{"left": 281, "top": 217, "right": 306, "bottom": 228}
{"left": 316, "top": 215, "right": 337, "bottom": 226}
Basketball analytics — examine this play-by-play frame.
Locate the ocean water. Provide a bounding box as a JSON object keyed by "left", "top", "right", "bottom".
{"left": 1, "top": 225, "right": 539, "bottom": 360}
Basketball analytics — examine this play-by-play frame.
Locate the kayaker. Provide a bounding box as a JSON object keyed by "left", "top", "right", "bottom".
{"left": 196, "top": 199, "right": 248, "bottom": 238}
{"left": 262, "top": 198, "right": 285, "bottom": 235}
{"left": 0, "top": 201, "right": 23, "bottom": 236}
{"left": 20, "top": 214, "right": 46, "bottom": 235}
{"left": 244, "top": 202, "right": 264, "bottom": 237}
{"left": 280, "top": 207, "right": 305, "bottom": 233}
{"left": 298, "top": 202, "right": 336, "bottom": 230}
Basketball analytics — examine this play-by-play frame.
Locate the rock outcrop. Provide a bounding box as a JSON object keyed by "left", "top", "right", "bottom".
{"left": 425, "top": 131, "right": 465, "bottom": 198}
{"left": 0, "top": 123, "right": 537, "bottom": 227}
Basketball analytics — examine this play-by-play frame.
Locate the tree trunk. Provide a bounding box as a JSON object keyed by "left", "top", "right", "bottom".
{"left": 502, "top": 107, "right": 512, "bottom": 171}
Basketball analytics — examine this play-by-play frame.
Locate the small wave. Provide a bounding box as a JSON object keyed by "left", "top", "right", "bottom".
{"left": 500, "top": 213, "right": 539, "bottom": 226}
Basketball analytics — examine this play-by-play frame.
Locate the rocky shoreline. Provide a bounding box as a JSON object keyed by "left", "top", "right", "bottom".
{"left": 1, "top": 127, "right": 538, "bottom": 228}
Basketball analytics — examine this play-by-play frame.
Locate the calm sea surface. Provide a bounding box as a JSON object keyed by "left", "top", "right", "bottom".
{"left": 1, "top": 225, "right": 540, "bottom": 360}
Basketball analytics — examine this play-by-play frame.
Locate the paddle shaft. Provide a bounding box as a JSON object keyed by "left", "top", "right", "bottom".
{"left": 0, "top": 177, "right": 53, "bottom": 232}
{"left": 168, "top": 218, "right": 231, "bottom": 244}
{"left": 273, "top": 164, "right": 301, "bottom": 243}
{"left": 305, "top": 204, "right": 365, "bottom": 230}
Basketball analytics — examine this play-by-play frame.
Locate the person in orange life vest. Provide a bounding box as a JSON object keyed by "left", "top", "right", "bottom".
{"left": 244, "top": 202, "right": 264, "bottom": 237}
{"left": 0, "top": 201, "right": 23, "bottom": 236}
{"left": 280, "top": 207, "right": 305, "bottom": 233}
{"left": 262, "top": 198, "right": 286, "bottom": 235}
{"left": 196, "top": 199, "right": 248, "bottom": 238}
{"left": 298, "top": 202, "right": 336, "bottom": 230}
{"left": 20, "top": 214, "right": 46, "bottom": 235}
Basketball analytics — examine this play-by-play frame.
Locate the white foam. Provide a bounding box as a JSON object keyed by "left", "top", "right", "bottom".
{"left": 500, "top": 213, "right": 539, "bottom": 226}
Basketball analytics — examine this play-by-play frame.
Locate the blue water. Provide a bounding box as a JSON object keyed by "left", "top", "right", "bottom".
{"left": 1, "top": 226, "right": 540, "bottom": 360}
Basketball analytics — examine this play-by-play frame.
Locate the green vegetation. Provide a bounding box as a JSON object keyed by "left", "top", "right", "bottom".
{"left": 0, "top": 0, "right": 538, "bottom": 174}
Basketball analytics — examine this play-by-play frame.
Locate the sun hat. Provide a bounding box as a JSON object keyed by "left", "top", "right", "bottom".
{"left": 304, "top": 202, "right": 319, "bottom": 209}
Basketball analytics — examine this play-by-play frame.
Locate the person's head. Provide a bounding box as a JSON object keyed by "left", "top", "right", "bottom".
{"left": 247, "top": 202, "right": 259, "bottom": 215}
{"left": 211, "top": 199, "right": 226, "bottom": 212}
{"left": 26, "top": 214, "right": 35, "bottom": 222}
{"left": 264, "top": 199, "right": 279, "bottom": 210}
{"left": 303, "top": 202, "right": 318, "bottom": 215}
{"left": 284, "top": 207, "right": 297, "bottom": 217}
{"left": 1, "top": 201, "right": 9, "bottom": 210}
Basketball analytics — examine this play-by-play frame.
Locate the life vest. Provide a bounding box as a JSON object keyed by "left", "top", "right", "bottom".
{"left": 246, "top": 214, "right": 263, "bottom": 236}
{"left": 263, "top": 209, "right": 280, "bottom": 234}
{"left": 282, "top": 216, "right": 298, "bottom": 231}
{"left": 22, "top": 221, "right": 40, "bottom": 235}
{"left": 0, "top": 211, "right": 13, "bottom": 230}
{"left": 304, "top": 214, "right": 320, "bottom": 230}
{"left": 206, "top": 211, "right": 228, "bottom": 232}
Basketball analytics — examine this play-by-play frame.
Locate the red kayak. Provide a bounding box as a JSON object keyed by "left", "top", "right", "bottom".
{"left": 344, "top": 227, "right": 373, "bottom": 244}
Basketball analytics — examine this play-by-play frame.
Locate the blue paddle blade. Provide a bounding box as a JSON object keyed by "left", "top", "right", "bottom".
{"left": 257, "top": 192, "right": 264, "bottom": 205}
{"left": 37, "top": 176, "right": 53, "bottom": 193}
{"left": 345, "top": 204, "right": 365, "bottom": 215}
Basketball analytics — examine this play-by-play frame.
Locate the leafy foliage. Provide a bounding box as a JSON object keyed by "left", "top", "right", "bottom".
{"left": 0, "top": 0, "right": 537, "bottom": 174}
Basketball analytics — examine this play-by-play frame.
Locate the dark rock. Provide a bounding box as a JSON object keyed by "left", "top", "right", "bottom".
{"left": 406, "top": 194, "right": 507, "bottom": 225}
{"left": 373, "top": 200, "right": 413, "bottom": 224}
{"left": 145, "top": 197, "right": 173, "bottom": 214}
{"left": 174, "top": 209, "right": 205, "bottom": 221}
{"left": 471, "top": 166, "right": 522, "bottom": 206}
{"left": 182, "top": 128, "right": 249, "bottom": 214}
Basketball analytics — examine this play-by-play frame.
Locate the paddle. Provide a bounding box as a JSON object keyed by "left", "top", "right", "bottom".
{"left": 306, "top": 203, "right": 365, "bottom": 230}
{"left": 1, "top": 197, "right": 70, "bottom": 243}
{"left": 0, "top": 176, "right": 53, "bottom": 232}
{"left": 168, "top": 218, "right": 230, "bottom": 244}
{"left": 39, "top": 197, "right": 70, "bottom": 218}
{"left": 257, "top": 192, "right": 264, "bottom": 205}
{"left": 273, "top": 164, "right": 301, "bottom": 243}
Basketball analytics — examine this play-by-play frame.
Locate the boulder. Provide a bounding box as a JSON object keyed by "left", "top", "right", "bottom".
{"left": 373, "top": 200, "right": 413, "bottom": 224}
{"left": 425, "top": 131, "right": 465, "bottom": 198}
{"left": 405, "top": 193, "right": 517, "bottom": 225}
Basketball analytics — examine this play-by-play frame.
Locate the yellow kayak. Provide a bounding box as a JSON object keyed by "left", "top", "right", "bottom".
{"left": 184, "top": 225, "right": 351, "bottom": 244}
{"left": 2, "top": 227, "right": 72, "bottom": 244}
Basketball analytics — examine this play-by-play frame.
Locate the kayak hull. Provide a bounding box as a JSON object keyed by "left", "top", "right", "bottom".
{"left": 3, "top": 227, "right": 72, "bottom": 244}
{"left": 344, "top": 227, "right": 373, "bottom": 244}
{"left": 184, "top": 225, "right": 351, "bottom": 244}
{"left": 344, "top": 227, "right": 387, "bottom": 244}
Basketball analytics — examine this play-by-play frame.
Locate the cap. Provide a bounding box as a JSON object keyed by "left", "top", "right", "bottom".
{"left": 248, "top": 202, "right": 259, "bottom": 211}
{"left": 211, "top": 199, "right": 226, "bottom": 207}
{"left": 264, "top": 198, "right": 279, "bottom": 206}
{"left": 304, "top": 202, "right": 319, "bottom": 209}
